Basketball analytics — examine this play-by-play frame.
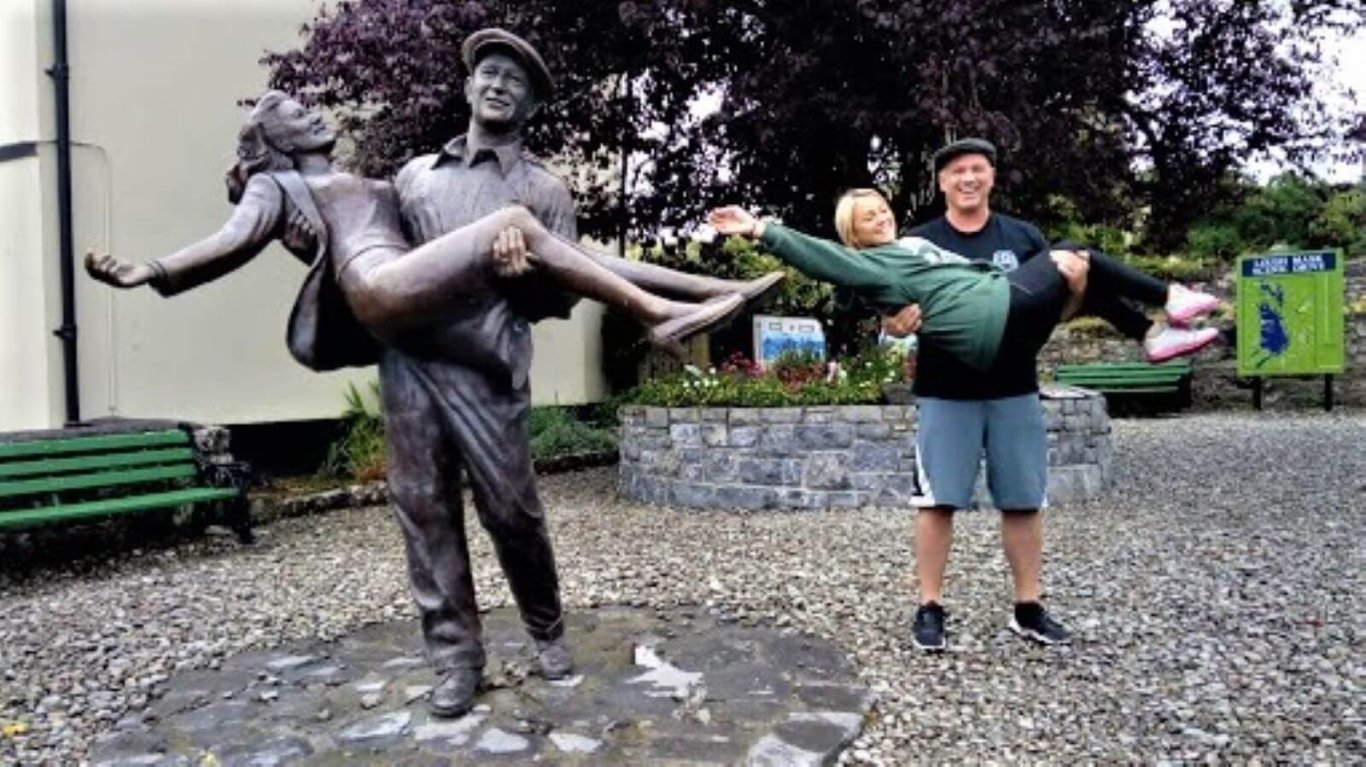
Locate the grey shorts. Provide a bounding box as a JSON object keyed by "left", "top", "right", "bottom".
{"left": 912, "top": 394, "right": 1048, "bottom": 511}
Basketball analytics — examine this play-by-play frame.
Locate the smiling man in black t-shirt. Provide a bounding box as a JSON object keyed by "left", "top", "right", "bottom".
{"left": 886, "top": 138, "right": 1074, "bottom": 651}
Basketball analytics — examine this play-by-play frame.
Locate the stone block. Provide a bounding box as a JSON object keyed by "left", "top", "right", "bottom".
{"left": 704, "top": 451, "right": 740, "bottom": 483}
{"left": 855, "top": 422, "right": 892, "bottom": 440}
{"left": 617, "top": 405, "right": 644, "bottom": 424}
{"left": 700, "top": 424, "right": 728, "bottom": 447}
{"left": 802, "top": 406, "right": 835, "bottom": 424}
{"left": 645, "top": 407, "right": 669, "bottom": 427}
{"left": 729, "top": 408, "right": 760, "bottom": 424}
{"left": 653, "top": 451, "right": 682, "bottom": 478}
{"left": 851, "top": 441, "right": 899, "bottom": 472}
{"left": 849, "top": 473, "right": 885, "bottom": 492}
{"left": 1045, "top": 465, "right": 1105, "bottom": 505}
{"left": 679, "top": 449, "right": 706, "bottom": 466}
{"left": 671, "top": 483, "right": 717, "bottom": 509}
{"left": 669, "top": 424, "right": 702, "bottom": 448}
{"left": 700, "top": 408, "right": 728, "bottom": 422}
{"left": 796, "top": 424, "right": 855, "bottom": 450}
{"left": 840, "top": 405, "right": 883, "bottom": 423}
{"left": 803, "top": 453, "right": 852, "bottom": 490}
{"left": 825, "top": 491, "right": 865, "bottom": 509}
{"left": 880, "top": 405, "right": 908, "bottom": 421}
{"left": 679, "top": 463, "right": 705, "bottom": 482}
{"left": 716, "top": 485, "right": 779, "bottom": 510}
{"left": 729, "top": 426, "right": 760, "bottom": 448}
{"left": 761, "top": 408, "right": 803, "bottom": 423}
{"left": 738, "top": 457, "right": 785, "bottom": 486}
{"left": 778, "top": 489, "right": 827, "bottom": 510}
{"left": 668, "top": 407, "right": 700, "bottom": 424}
{"left": 758, "top": 425, "right": 798, "bottom": 455}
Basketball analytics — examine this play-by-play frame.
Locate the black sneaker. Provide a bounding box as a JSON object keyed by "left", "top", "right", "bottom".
{"left": 1008, "top": 602, "right": 1071, "bottom": 645}
{"left": 911, "top": 602, "right": 947, "bottom": 651}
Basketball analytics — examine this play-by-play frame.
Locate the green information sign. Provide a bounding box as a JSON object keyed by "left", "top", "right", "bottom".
{"left": 1235, "top": 250, "right": 1345, "bottom": 377}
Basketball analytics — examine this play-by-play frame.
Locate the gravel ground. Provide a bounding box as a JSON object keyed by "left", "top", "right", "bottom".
{"left": 2, "top": 411, "right": 1363, "bottom": 765}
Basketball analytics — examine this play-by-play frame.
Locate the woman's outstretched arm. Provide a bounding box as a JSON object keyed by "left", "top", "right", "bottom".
{"left": 86, "top": 174, "right": 286, "bottom": 296}
{"left": 708, "top": 206, "right": 893, "bottom": 291}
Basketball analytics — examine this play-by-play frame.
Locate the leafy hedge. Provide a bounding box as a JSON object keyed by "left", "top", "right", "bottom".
{"left": 621, "top": 346, "right": 909, "bottom": 408}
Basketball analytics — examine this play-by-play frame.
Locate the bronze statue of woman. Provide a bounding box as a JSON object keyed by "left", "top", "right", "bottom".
{"left": 86, "top": 90, "right": 782, "bottom": 365}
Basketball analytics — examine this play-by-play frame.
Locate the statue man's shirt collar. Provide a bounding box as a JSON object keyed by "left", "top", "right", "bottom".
{"left": 434, "top": 134, "right": 523, "bottom": 176}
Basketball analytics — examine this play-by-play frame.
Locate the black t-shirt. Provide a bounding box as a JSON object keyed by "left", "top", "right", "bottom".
{"left": 907, "top": 213, "right": 1049, "bottom": 399}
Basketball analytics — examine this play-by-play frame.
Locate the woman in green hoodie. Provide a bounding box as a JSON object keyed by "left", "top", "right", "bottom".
{"left": 708, "top": 194, "right": 1219, "bottom": 372}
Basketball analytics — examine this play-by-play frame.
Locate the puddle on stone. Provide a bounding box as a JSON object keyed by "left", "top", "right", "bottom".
{"left": 627, "top": 645, "right": 704, "bottom": 699}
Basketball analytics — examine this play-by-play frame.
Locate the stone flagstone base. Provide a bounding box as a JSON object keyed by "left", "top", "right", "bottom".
{"left": 90, "top": 607, "right": 873, "bottom": 766}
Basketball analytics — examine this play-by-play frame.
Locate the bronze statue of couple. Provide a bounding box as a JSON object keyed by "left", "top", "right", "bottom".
{"left": 87, "top": 29, "right": 783, "bottom": 718}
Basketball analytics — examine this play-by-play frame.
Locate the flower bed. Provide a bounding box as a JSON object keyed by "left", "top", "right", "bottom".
{"left": 618, "top": 386, "right": 1112, "bottom": 511}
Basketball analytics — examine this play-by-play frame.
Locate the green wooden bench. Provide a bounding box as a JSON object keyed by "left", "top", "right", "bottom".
{"left": 0, "top": 428, "right": 252, "bottom": 543}
{"left": 1053, "top": 361, "right": 1193, "bottom": 410}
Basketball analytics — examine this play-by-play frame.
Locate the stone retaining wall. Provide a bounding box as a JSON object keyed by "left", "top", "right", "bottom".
{"left": 618, "top": 387, "right": 1111, "bottom": 511}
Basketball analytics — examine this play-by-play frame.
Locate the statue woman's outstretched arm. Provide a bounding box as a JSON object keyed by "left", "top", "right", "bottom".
{"left": 86, "top": 174, "right": 287, "bottom": 296}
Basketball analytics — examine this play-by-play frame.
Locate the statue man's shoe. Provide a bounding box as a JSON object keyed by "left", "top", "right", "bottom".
{"left": 429, "top": 667, "right": 481, "bottom": 718}
{"left": 535, "top": 636, "right": 574, "bottom": 680}
{"left": 648, "top": 293, "right": 745, "bottom": 355}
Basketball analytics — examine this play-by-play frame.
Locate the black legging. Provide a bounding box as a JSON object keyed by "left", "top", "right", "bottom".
{"left": 1053, "top": 240, "right": 1166, "bottom": 342}
{"left": 995, "top": 247, "right": 1170, "bottom": 368}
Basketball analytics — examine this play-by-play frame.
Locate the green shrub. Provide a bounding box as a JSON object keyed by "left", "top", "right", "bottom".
{"left": 322, "top": 387, "right": 618, "bottom": 480}
{"left": 528, "top": 406, "right": 618, "bottom": 461}
{"left": 1119, "top": 254, "right": 1219, "bottom": 282}
{"left": 321, "top": 382, "right": 387, "bottom": 482}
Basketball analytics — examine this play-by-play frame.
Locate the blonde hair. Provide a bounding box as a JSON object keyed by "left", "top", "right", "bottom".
{"left": 833, "top": 188, "right": 891, "bottom": 247}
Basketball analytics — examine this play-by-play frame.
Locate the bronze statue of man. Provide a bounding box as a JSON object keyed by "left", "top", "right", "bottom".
{"left": 86, "top": 28, "right": 782, "bottom": 719}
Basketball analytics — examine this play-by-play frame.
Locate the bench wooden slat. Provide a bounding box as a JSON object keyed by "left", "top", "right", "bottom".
{"left": 0, "top": 486, "right": 240, "bottom": 530}
{"left": 0, "top": 447, "right": 196, "bottom": 479}
{"left": 0, "top": 465, "right": 199, "bottom": 499}
{"left": 1057, "top": 371, "right": 1186, "bottom": 380}
{"left": 0, "top": 430, "right": 188, "bottom": 459}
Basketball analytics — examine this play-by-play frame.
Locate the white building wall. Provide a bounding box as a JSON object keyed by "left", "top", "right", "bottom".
{"left": 0, "top": 0, "right": 62, "bottom": 431}
{"left": 1, "top": 0, "right": 606, "bottom": 431}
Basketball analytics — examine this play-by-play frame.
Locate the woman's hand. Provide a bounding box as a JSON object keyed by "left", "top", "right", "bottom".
{"left": 1049, "top": 249, "right": 1089, "bottom": 295}
{"left": 707, "top": 206, "right": 765, "bottom": 239}
{"left": 84, "top": 251, "right": 155, "bottom": 288}
{"left": 882, "top": 303, "right": 923, "bottom": 337}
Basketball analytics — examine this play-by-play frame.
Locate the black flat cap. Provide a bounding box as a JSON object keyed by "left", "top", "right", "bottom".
{"left": 461, "top": 28, "right": 555, "bottom": 100}
{"left": 932, "top": 138, "right": 997, "bottom": 174}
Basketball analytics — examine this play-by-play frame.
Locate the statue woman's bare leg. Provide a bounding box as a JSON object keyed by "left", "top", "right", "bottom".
{"left": 339, "top": 206, "right": 743, "bottom": 348}
{"left": 579, "top": 251, "right": 786, "bottom": 303}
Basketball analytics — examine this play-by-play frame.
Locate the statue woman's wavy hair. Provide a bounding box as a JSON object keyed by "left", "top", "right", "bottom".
{"left": 225, "top": 90, "right": 303, "bottom": 203}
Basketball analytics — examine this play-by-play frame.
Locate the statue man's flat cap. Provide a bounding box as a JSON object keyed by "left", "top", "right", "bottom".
{"left": 932, "top": 138, "right": 997, "bottom": 174}
{"left": 462, "top": 28, "right": 555, "bottom": 99}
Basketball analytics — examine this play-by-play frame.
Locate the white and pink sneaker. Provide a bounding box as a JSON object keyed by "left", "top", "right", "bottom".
{"left": 1165, "top": 285, "right": 1220, "bottom": 327}
{"left": 1143, "top": 325, "right": 1220, "bottom": 363}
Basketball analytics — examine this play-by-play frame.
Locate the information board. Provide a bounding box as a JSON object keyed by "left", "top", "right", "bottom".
{"left": 752, "top": 315, "right": 826, "bottom": 368}
{"left": 1235, "top": 250, "right": 1345, "bottom": 377}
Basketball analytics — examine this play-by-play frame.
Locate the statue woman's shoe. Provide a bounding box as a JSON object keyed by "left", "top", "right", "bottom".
{"left": 648, "top": 293, "right": 746, "bottom": 355}
{"left": 429, "top": 667, "right": 481, "bottom": 718}
{"left": 737, "top": 271, "right": 786, "bottom": 305}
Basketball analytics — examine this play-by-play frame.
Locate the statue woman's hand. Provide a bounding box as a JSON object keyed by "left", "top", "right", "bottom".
{"left": 84, "top": 251, "right": 155, "bottom": 288}
{"left": 492, "top": 226, "right": 534, "bottom": 277}
{"left": 707, "top": 206, "right": 765, "bottom": 239}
